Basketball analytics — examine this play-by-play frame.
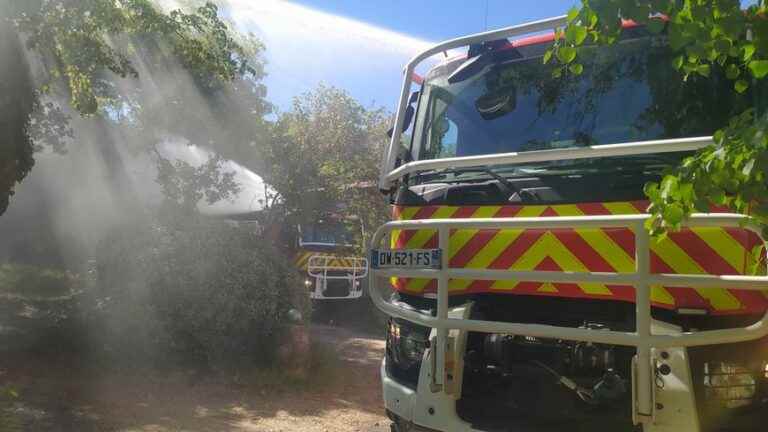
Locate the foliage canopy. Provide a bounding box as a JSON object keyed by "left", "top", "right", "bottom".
{"left": 0, "top": 0, "right": 260, "bottom": 216}
{"left": 265, "top": 85, "right": 391, "bottom": 248}
{"left": 548, "top": 0, "right": 768, "bottom": 237}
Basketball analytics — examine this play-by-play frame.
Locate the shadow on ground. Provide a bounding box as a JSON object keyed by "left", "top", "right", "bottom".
{"left": 0, "top": 325, "right": 388, "bottom": 432}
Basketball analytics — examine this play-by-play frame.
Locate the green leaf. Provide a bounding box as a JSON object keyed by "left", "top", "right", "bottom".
{"left": 749, "top": 60, "right": 768, "bottom": 78}
{"left": 660, "top": 175, "right": 679, "bottom": 200}
{"left": 686, "top": 44, "right": 706, "bottom": 61}
{"left": 696, "top": 64, "right": 710, "bottom": 77}
{"left": 714, "top": 130, "right": 724, "bottom": 144}
{"left": 735, "top": 79, "right": 749, "bottom": 93}
{"left": 694, "top": 197, "right": 711, "bottom": 213}
{"left": 644, "top": 216, "right": 657, "bottom": 233}
{"left": 679, "top": 182, "right": 694, "bottom": 203}
{"left": 748, "top": 245, "right": 767, "bottom": 275}
{"left": 543, "top": 49, "right": 553, "bottom": 64}
{"left": 742, "top": 158, "right": 756, "bottom": 176}
{"left": 673, "top": 55, "right": 684, "bottom": 69}
{"left": 557, "top": 46, "right": 577, "bottom": 64}
{"left": 647, "top": 18, "right": 665, "bottom": 34}
{"left": 587, "top": 12, "right": 598, "bottom": 28}
{"left": 654, "top": 229, "right": 670, "bottom": 242}
{"left": 743, "top": 43, "right": 756, "bottom": 61}
{"left": 713, "top": 38, "right": 732, "bottom": 56}
{"left": 711, "top": 188, "right": 727, "bottom": 205}
{"left": 663, "top": 204, "right": 685, "bottom": 226}
{"left": 726, "top": 64, "right": 740, "bottom": 80}
{"left": 565, "top": 25, "right": 588, "bottom": 45}
{"left": 569, "top": 63, "right": 584, "bottom": 75}
{"left": 567, "top": 6, "right": 579, "bottom": 23}
{"left": 668, "top": 25, "right": 687, "bottom": 50}
{"left": 644, "top": 182, "right": 660, "bottom": 199}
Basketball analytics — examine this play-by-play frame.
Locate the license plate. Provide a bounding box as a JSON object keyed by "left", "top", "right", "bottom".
{"left": 370, "top": 249, "right": 442, "bottom": 269}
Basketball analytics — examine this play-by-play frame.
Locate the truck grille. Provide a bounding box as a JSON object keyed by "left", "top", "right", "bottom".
{"left": 323, "top": 279, "right": 351, "bottom": 298}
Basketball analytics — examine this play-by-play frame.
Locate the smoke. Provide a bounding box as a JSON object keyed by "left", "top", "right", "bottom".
{"left": 0, "top": 1, "right": 304, "bottom": 382}
{"left": 0, "top": 116, "right": 270, "bottom": 269}
{"left": 0, "top": 25, "right": 271, "bottom": 270}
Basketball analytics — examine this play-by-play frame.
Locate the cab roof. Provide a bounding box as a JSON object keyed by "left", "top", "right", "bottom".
{"left": 418, "top": 20, "right": 645, "bottom": 83}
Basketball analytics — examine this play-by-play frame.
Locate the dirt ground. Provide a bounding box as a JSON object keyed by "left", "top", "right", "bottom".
{"left": 0, "top": 325, "right": 389, "bottom": 432}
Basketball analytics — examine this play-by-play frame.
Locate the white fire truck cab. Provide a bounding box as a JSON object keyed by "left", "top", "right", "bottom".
{"left": 369, "top": 15, "right": 768, "bottom": 432}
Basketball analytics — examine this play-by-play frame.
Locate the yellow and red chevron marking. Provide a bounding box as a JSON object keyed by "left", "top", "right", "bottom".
{"left": 294, "top": 251, "right": 313, "bottom": 271}
{"left": 293, "top": 251, "right": 359, "bottom": 271}
{"left": 390, "top": 201, "right": 767, "bottom": 315}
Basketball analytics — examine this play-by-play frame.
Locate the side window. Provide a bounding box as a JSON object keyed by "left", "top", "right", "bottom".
{"left": 437, "top": 117, "right": 458, "bottom": 158}
{"left": 413, "top": 84, "right": 460, "bottom": 160}
{"left": 410, "top": 86, "right": 431, "bottom": 161}
{"left": 419, "top": 98, "right": 456, "bottom": 159}
{"left": 423, "top": 112, "right": 458, "bottom": 159}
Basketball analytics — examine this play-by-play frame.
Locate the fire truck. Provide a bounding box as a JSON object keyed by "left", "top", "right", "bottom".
{"left": 295, "top": 215, "right": 368, "bottom": 300}
{"left": 369, "top": 15, "right": 768, "bottom": 432}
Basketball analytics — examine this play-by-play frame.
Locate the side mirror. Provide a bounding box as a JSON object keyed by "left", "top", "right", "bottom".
{"left": 387, "top": 91, "right": 420, "bottom": 138}
{"left": 476, "top": 84, "right": 516, "bottom": 120}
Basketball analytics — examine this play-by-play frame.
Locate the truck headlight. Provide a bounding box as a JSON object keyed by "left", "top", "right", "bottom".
{"left": 386, "top": 318, "right": 430, "bottom": 370}
{"left": 703, "top": 362, "right": 757, "bottom": 409}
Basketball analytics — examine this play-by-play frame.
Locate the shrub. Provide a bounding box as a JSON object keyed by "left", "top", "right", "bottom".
{"left": 91, "top": 215, "right": 308, "bottom": 372}
{"left": 0, "top": 263, "right": 78, "bottom": 298}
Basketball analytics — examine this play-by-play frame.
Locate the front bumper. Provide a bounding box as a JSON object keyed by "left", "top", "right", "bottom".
{"left": 307, "top": 254, "right": 368, "bottom": 299}
{"left": 370, "top": 213, "right": 768, "bottom": 432}
{"left": 308, "top": 275, "right": 365, "bottom": 299}
{"left": 381, "top": 359, "right": 464, "bottom": 432}
{"left": 383, "top": 357, "right": 640, "bottom": 432}
{"left": 382, "top": 358, "right": 477, "bottom": 432}
{"left": 382, "top": 358, "right": 416, "bottom": 423}
{"left": 382, "top": 351, "right": 768, "bottom": 432}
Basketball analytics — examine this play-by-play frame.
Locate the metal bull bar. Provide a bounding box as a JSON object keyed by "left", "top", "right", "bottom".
{"left": 368, "top": 213, "right": 768, "bottom": 424}
{"left": 308, "top": 255, "right": 369, "bottom": 280}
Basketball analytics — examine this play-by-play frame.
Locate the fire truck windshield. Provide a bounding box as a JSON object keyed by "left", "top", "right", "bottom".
{"left": 299, "top": 221, "right": 355, "bottom": 247}
{"left": 411, "top": 33, "right": 753, "bottom": 174}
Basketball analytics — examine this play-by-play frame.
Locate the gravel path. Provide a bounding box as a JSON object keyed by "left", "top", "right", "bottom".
{"left": 0, "top": 325, "right": 389, "bottom": 432}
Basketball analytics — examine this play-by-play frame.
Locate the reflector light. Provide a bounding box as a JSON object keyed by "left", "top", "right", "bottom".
{"left": 677, "top": 308, "right": 708, "bottom": 316}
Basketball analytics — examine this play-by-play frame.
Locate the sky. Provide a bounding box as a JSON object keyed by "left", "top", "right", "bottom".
{"left": 224, "top": 0, "right": 576, "bottom": 113}
{"left": 202, "top": 0, "right": 576, "bottom": 213}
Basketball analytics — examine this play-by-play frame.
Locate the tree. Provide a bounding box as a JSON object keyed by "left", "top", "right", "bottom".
{"left": 547, "top": 0, "right": 768, "bottom": 239}
{"left": 264, "top": 85, "right": 391, "bottom": 247}
{"left": 0, "top": 19, "right": 36, "bottom": 216}
{"left": 0, "top": 0, "right": 260, "bottom": 217}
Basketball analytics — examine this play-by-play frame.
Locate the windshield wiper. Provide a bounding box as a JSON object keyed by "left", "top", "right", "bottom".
{"left": 471, "top": 167, "right": 516, "bottom": 196}
{"left": 416, "top": 153, "right": 680, "bottom": 185}
{"left": 418, "top": 166, "right": 518, "bottom": 196}
{"left": 535, "top": 154, "right": 685, "bottom": 173}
